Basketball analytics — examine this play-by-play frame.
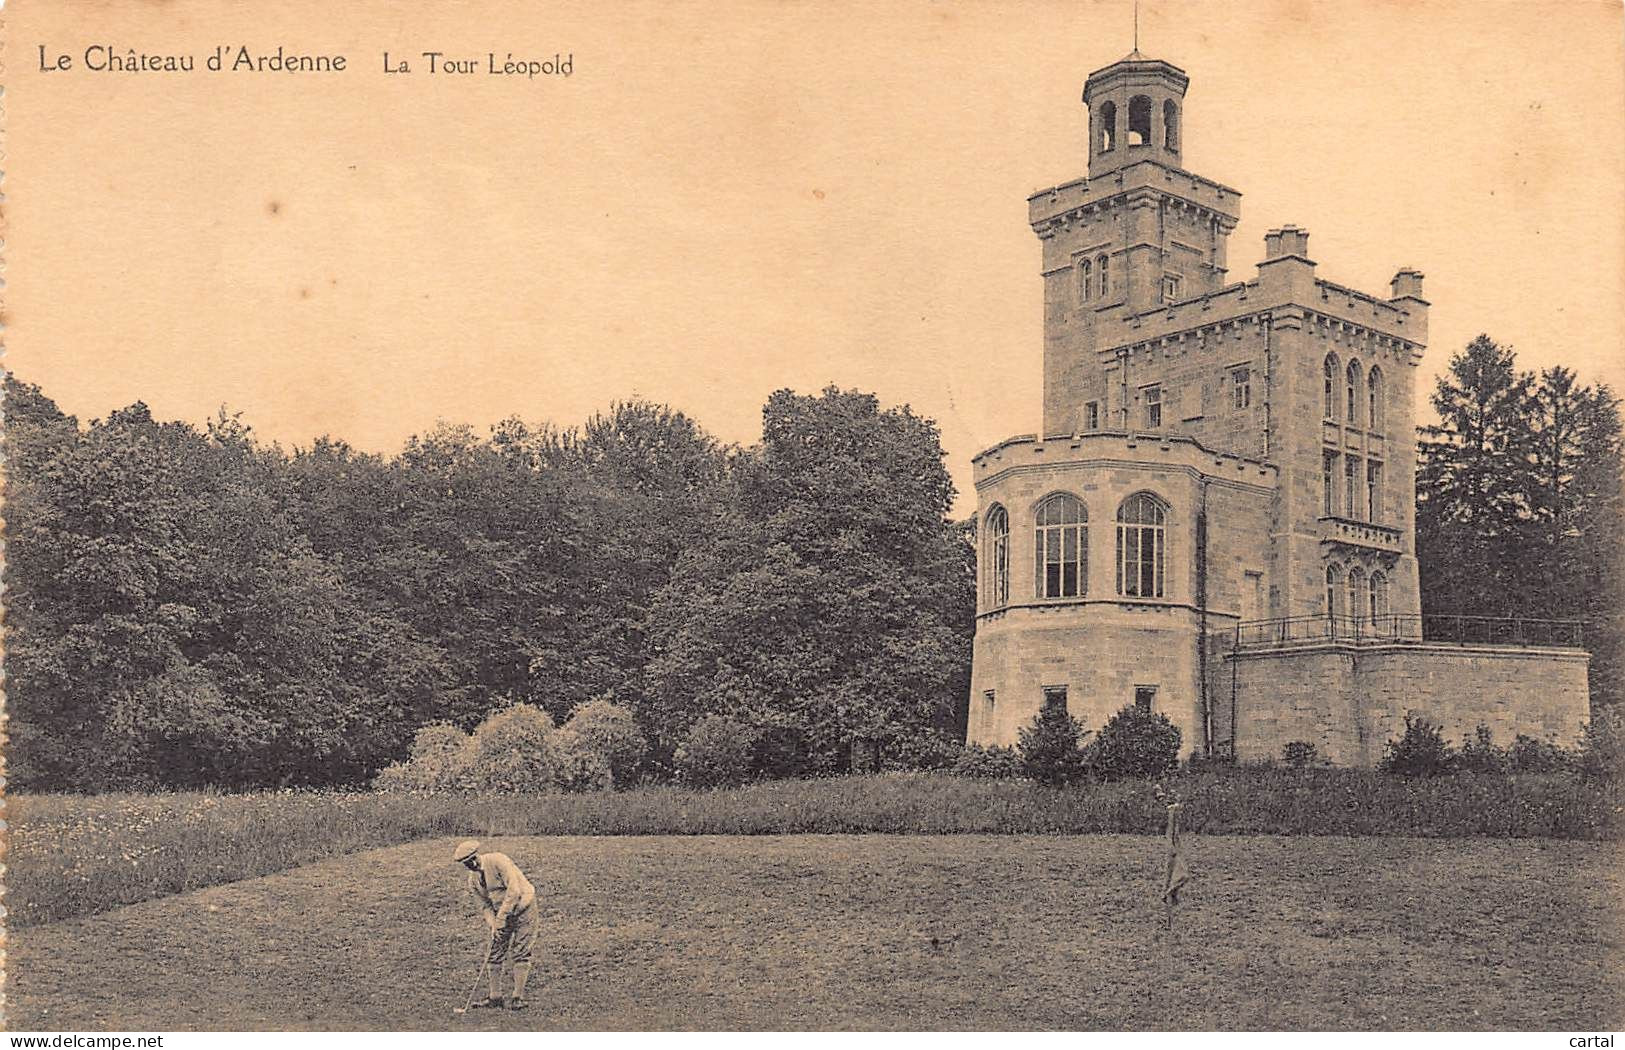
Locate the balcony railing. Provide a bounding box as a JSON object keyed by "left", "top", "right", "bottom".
{"left": 1231, "top": 613, "right": 1584, "bottom": 651}
{"left": 1318, "top": 516, "right": 1404, "bottom": 553}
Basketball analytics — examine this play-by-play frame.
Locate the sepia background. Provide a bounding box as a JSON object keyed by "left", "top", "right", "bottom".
{"left": 6, "top": 0, "right": 1623, "bottom": 511}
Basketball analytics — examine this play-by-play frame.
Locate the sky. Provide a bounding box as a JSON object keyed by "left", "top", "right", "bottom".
{"left": 7, "top": 0, "right": 1624, "bottom": 515}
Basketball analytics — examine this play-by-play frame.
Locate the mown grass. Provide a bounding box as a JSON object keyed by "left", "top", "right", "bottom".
{"left": 8, "top": 768, "right": 1621, "bottom": 928}
{"left": 10, "top": 834, "right": 1623, "bottom": 1029}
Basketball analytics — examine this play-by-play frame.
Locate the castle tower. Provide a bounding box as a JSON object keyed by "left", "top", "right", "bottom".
{"left": 966, "top": 50, "right": 1587, "bottom": 767}
{"left": 1033, "top": 53, "right": 1241, "bottom": 438}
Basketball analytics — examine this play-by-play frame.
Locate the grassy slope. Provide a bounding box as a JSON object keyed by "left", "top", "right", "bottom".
{"left": 9, "top": 834, "right": 1623, "bottom": 1031}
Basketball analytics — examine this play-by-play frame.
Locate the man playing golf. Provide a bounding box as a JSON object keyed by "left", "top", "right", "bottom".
{"left": 452, "top": 839, "right": 538, "bottom": 1011}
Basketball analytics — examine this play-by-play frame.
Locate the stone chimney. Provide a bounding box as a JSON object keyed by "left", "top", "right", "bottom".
{"left": 1390, "top": 268, "right": 1426, "bottom": 301}
{"left": 1265, "top": 225, "right": 1311, "bottom": 260}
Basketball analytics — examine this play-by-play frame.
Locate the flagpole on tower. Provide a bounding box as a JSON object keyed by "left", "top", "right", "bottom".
{"left": 1134, "top": 0, "right": 1139, "bottom": 52}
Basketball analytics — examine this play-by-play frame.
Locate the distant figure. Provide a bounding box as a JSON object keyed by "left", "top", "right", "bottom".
{"left": 452, "top": 839, "right": 538, "bottom": 1010}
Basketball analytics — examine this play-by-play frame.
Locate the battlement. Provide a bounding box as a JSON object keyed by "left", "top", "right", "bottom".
{"left": 972, "top": 430, "right": 1277, "bottom": 489}
{"left": 1029, "top": 160, "right": 1241, "bottom": 235}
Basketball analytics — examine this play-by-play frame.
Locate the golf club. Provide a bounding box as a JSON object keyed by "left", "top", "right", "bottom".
{"left": 452, "top": 928, "right": 496, "bottom": 1016}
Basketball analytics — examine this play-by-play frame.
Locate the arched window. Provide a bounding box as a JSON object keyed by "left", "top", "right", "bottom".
{"left": 1076, "top": 258, "right": 1091, "bottom": 304}
{"left": 1098, "top": 101, "right": 1117, "bottom": 152}
{"left": 1097, "top": 254, "right": 1110, "bottom": 299}
{"left": 1127, "top": 95, "right": 1153, "bottom": 146}
{"left": 1323, "top": 353, "right": 1340, "bottom": 419}
{"left": 1163, "top": 100, "right": 1180, "bottom": 150}
{"left": 985, "top": 505, "right": 1010, "bottom": 608}
{"left": 1116, "top": 493, "right": 1167, "bottom": 598}
{"left": 1347, "top": 567, "right": 1366, "bottom": 624}
{"left": 1346, "top": 360, "right": 1363, "bottom": 424}
{"left": 1034, "top": 494, "right": 1087, "bottom": 599}
{"left": 1368, "top": 366, "right": 1384, "bottom": 431}
{"left": 1369, "top": 570, "right": 1389, "bottom": 622}
{"left": 1325, "top": 563, "right": 1344, "bottom": 617}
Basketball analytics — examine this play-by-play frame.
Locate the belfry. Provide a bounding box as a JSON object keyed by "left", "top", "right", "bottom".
{"left": 966, "top": 52, "right": 1589, "bottom": 764}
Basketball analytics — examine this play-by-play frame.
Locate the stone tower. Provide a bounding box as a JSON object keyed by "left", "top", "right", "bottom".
{"left": 965, "top": 50, "right": 1591, "bottom": 765}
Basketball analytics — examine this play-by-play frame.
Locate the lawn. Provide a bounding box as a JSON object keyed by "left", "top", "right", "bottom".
{"left": 8, "top": 833, "right": 1622, "bottom": 1030}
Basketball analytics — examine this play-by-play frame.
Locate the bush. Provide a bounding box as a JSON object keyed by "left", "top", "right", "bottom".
{"left": 674, "top": 715, "right": 758, "bottom": 788}
{"left": 1282, "top": 741, "right": 1318, "bottom": 769}
{"left": 1508, "top": 734, "right": 1572, "bottom": 774}
{"left": 464, "top": 703, "right": 559, "bottom": 791}
{"left": 1457, "top": 725, "right": 1508, "bottom": 774}
{"left": 881, "top": 730, "right": 964, "bottom": 772}
{"left": 750, "top": 724, "right": 814, "bottom": 780}
{"left": 543, "top": 728, "right": 615, "bottom": 793}
{"left": 950, "top": 743, "right": 1023, "bottom": 780}
{"left": 1017, "top": 704, "right": 1090, "bottom": 786}
{"left": 1092, "top": 705, "right": 1181, "bottom": 781}
{"left": 1381, "top": 715, "right": 1455, "bottom": 777}
{"left": 1580, "top": 706, "right": 1625, "bottom": 782}
{"left": 564, "top": 698, "right": 647, "bottom": 787}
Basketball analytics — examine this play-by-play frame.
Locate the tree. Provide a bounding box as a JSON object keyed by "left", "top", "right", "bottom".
{"left": 1416, "top": 335, "right": 1535, "bottom": 618}
{"left": 644, "top": 387, "right": 975, "bottom": 772}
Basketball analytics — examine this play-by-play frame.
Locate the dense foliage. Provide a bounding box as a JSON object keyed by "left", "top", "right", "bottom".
{"left": 1417, "top": 336, "right": 1625, "bottom": 708}
{"left": 4, "top": 378, "right": 974, "bottom": 790}
{"left": 1016, "top": 703, "right": 1090, "bottom": 785}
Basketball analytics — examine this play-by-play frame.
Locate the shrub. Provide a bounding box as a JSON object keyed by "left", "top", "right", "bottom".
{"left": 1508, "top": 734, "right": 1572, "bottom": 774}
{"left": 1381, "top": 715, "right": 1455, "bottom": 777}
{"left": 751, "top": 723, "right": 814, "bottom": 780}
{"left": 1457, "top": 725, "right": 1508, "bottom": 774}
{"left": 950, "top": 743, "right": 1023, "bottom": 779}
{"left": 880, "top": 730, "right": 963, "bottom": 772}
{"left": 674, "top": 715, "right": 758, "bottom": 788}
{"left": 464, "top": 703, "right": 559, "bottom": 791}
{"left": 1282, "top": 741, "right": 1318, "bottom": 769}
{"left": 1092, "top": 705, "right": 1181, "bottom": 781}
{"left": 543, "top": 728, "right": 615, "bottom": 792}
{"left": 1017, "top": 704, "right": 1090, "bottom": 786}
{"left": 1580, "top": 706, "right": 1625, "bottom": 782}
{"left": 564, "top": 698, "right": 647, "bottom": 787}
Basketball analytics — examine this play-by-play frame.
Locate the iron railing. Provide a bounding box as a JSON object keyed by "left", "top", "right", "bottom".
{"left": 1231, "top": 613, "right": 1584, "bottom": 651}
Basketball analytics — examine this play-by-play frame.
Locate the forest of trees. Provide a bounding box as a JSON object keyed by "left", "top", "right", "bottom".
{"left": 4, "top": 332, "right": 1620, "bottom": 791}
{"left": 3, "top": 380, "right": 974, "bottom": 790}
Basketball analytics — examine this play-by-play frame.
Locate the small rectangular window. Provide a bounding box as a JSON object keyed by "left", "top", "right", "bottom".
{"left": 983, "top": 689, "right": 996, "bottom": 710}
{"left": 1230, "top": 366, "right": 1251, "bottom": 409}
{"left": 1135, "top": 685, "right": 1157, "bottom": 712}
{"left": 1043, "top": 686, "right": 1068, "bottom": 711}
{"left": 1161, "top": 273, "right": 1183, "bottom": 303}
{"left": 1367, "top": 461, "right": 1382, "bottom": 522}
{"left": 1323, "top": 450, "right": 1338, "bottom": 516}
{"left": 1143, "top": 385, "right": 1162, "bottom": 429}
{"left": 1084, "top": 401, "right": 1100, "bottom": 431}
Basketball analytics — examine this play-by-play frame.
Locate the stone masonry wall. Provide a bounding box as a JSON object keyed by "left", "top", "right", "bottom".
{"left": 1225, "top": 644, "right": 1591, "bottom": 766}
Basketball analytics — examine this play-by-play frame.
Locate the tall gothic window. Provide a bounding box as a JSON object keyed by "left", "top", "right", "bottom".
{"left": 1097, "top": 254, "right": 1110, "bottom": 298}
{"left": 1099, "top": 101, "right": 1118, "bottom": 152}
{"left": 1034, "top": 494, "right": 1087, "bottom": 599}
{"left": 1370, "top": 571, "right": 1390, "bottom": 621}
{"left": 1116, "top": 493, "right": 1167, "bottom": 598}
{"left": 985, "top": 505, "right": 1010, "bottom": 608}
{"left": 1325, "top": 563, "right": 1344, "bottom": 616}
{"left": 1323, "top": 450, "right": 1339, "bottom": 516}
{"left": 1368, "top": 366, "right": 1384, "bottom": 431}
{"left": 1323, "top": 353, "right": 1340, "bottom": 419}
{"left": 1346, "top": 360, "right": 1363, "bottom": 424}
{"left": 1076, "top": 258, "right": 1091, "bottom": 304}
{"left": 1163, "top": 100, "right": 1179, "bottom": 149}
{"left": 1347, "top": 567, "right": 1367, "bottom": 623}
{"left": 1367, "top": 460, "right": 1383, "bottom": 522}
{"left": 1345, "top": 455, "right": 1361, "bottom": 520}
